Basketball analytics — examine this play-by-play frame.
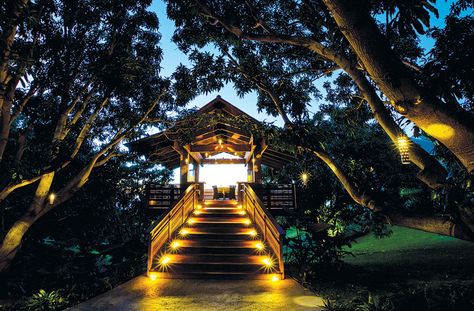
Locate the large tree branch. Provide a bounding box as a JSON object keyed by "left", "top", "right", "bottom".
{"left": 198, "top": 3, "right": 447, "bottom": 188}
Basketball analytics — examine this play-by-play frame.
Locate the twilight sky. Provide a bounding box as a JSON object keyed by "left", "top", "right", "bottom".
{"left": 151, "top": 0, "right": 454, "bottom": 127}
{"left": 151, "top": 0, "right": 454, "bottom": 185}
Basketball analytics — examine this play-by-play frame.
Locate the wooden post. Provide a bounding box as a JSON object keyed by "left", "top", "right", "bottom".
{"left": 247, "top": 159, "right": 254, "bottom": 182}
{"left": 194, "top": 160, "right": 200, "bottom": 182}
{"left": 180, "top": 154, "right": 189, "bottom": 184}
{"left": 254, "top": 157, "right": 262, "bottom": 184}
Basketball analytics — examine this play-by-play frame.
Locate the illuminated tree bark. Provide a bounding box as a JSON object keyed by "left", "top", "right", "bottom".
{"left": 0, "top": 172, "right": 54, "bottom": 272}
{"left": 322, "top": 0, "right": 474, "bottom": 172}
{"left": 0, "top": 95, "right": 162, "bottom": 272}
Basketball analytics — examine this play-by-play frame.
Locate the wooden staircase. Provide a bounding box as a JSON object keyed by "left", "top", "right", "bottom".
{"left": 149, "top": 200, "right": 281, "bottom": 280}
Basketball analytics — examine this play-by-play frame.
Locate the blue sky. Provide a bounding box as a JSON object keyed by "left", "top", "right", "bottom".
{"left": 151, "top": 0, "right": 454, "bottom": 126}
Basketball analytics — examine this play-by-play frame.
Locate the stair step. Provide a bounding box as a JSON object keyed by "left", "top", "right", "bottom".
{"left": 195, "top": 212, "right": 246, "bottom": 218}
{"left": 149, "top": 271, "right": 281, "bottom": 280}
{"left": 172, "top": 254, "right": 268, "bottom": 264}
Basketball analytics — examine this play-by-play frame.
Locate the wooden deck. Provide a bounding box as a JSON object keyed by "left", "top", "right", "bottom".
{"left": 70, "top": 275, "right": 324, "bottom": 310}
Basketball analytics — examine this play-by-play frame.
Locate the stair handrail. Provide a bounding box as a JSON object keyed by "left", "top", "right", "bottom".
{"left": 241, "top": 183, "right": 285, "bottom": 278}
{"left": 147, "top": 183, "right": 199, "bottom": 274}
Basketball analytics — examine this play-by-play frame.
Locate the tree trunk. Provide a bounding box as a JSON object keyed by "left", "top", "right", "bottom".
{"left": 322, "top": 0, "right": 474, "bottom": 172}
{"left": 388, "top": 212, "right": 474, "bottom": 241}
{"left": 0, "top": 172, "right": 53, "bottom": 272}
{"left": 342, "top": 64, "right": 447, "bottom": 189}
{"left": 312, "top": 149, "right": 382, "bottom": 212}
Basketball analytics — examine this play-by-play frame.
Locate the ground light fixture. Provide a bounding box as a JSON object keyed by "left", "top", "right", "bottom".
{"left": 243, "top": 219, "right": 251, "bottom": 225}
{"left": 271, "top": 274, "right": 279, "bottom": 282}
{"left": 263, "top": 257, "right": 273, "bottom": 268}
{"left": 238, "top": 210, "right": 246, "bottom": 215}
{"left": 255, "top": 242, "right": 265, "bottom": 251}
{"left": 180, "top": 228, "right": 189, "bottom": 236}
{"left": 170, "top": 241, "right": 180, "bottom": 250}
{"left": 247, "top": 229, "right": 257, "bottom": 237}
{"left": 188, "top": 218, "right": 196, "bottom": 225}
{"left": 160, "top": 255, "right": 171, "bottom": 266}
{"left": 149, "top": 272, "right": 159, "bottom": 281}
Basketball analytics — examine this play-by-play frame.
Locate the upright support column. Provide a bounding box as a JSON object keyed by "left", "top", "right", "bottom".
{"left": 247, "top": 158, "right": 254, "bottom": 183}
{"left": 193, "top": 159, "right": 200, "bottom": 182}
{"left": 254, "top": 157, "right": 262, "bottom": 184}
{"left": 180, "top": 154, "right": 189, "bottom": 184}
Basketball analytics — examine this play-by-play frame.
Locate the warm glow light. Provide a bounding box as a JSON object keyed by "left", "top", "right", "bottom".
{"left": 237, "top": 205, "right": 242, "bottom": 209}
{"left": 188, "top": 218, "right": 196, "bottom": 225}
{"left": 170, "top": 241, "right": 180, "bottom": 250}
{"left": 194, "top": 210, "right": 201, "bottom": 215}
{"left": 248, "top": 229, "right": 257, "bottom": 237}
{"left": 299, "top": 171, "right": 310, "bottom": 186}
{"left": 180, "top": 229, "right": 189, "bottom": 236}
{"left": 397, "top": 136, "right": 410, "bottom": 165}
{"left": 149, "top": 272, "right": 158, "bottom": 281}
{"left": 160, "top": 255, "right": 171, "bottom": 265}
{"left": 48, "top": 193, "right": 56, "bottom": 205}
{"left": 197, "top": 204, "right": 202, "bottom": 209}
{"left": 271, "top": 275, "right": 279, "bottom": 282}
{"left": 263, "top": 257, "right": 273, "bottom": 267}
{"left": 426, "top": 123, "right": 455, "bottom": 139}
{"left": 218, "top": 138, "right": 223, "bottom": 144}
{"left": 243, "top": 219, "right": 251, "bottom": 225}
{"left": 255, "top": 242, "right": 264, "bottom": 251}
{"left": 185, "top": 158, "right": 189, "bottom": 164}
{"left": 238, "top": 210, "right": 246, "bottom": 216}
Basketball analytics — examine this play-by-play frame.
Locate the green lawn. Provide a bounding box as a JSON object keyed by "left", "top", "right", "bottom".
{"left": 343, "top": 226, "right": 474, "bottom": 281}
{"left": 309, "top": 226, "right": 474, "bottom": 310}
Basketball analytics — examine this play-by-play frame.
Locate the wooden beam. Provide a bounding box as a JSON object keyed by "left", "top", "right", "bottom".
{"left": 190, "top": 143, "right": 251, "bottom": 152}
{"left": 202, "top": 158, "right": 246, "bottom": 165}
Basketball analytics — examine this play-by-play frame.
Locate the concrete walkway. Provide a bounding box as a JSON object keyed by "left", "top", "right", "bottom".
{"left": 70, "top": 276, "right": 324, "bottom": 310}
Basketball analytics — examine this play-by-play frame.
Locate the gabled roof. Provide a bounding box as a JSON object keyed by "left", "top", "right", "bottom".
{"left": 128, "top": 96, "right": 295, "bottom": 169}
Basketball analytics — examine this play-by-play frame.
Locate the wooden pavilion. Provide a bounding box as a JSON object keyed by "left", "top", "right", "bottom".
{"left": 129, "top": 96, "right": 298, "bottom": 280}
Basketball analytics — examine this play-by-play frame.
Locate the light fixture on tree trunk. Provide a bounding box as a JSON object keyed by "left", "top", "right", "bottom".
{"left": 299, "top": 171, "right": 310, "bottom": 186}
{"left": 397, "top": 136, "right": 411, "bottom": 165}
{"left": 48, "top": 193, "right": 56, "bottom": 205}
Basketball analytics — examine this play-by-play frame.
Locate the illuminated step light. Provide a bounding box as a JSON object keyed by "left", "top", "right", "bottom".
{"left": 160, "top": 255, "right": 171, "bottom": 266}
{"left": 247, "top": 229, "right": 257, "bottom": 237}
{"left": 271, "top": 274, "right": 279, "bottom": 282}
{"left": 262, "top": 257, "right": 273, "bottom": 268}
{"left": 180, "top": 228, "right": 189, "bottom": 236}
{"left": 194, "top": 210, "right": 201, "bottom": 216}
{"left": 237, "top": 205, "right": 243, "bottom": 209}
{"left": 149, "top": 272, "right": 159, "bottom": 281}
{"left": 188, "top": 218, "right": 196, "bottom": 225}
{"left": 170, "top": 241, "right": 180, "bottom": 250}
{"left": 238, "top": 210, "right": 246, "bottom": 216}
{"left": 243, "top": 219, "right": 251, "bottom": 225}
{"left": 255, "top": 242, "right": 265, "bottom": 251}
{"left": 197, "top": 204, "right": 202, "bottom": 209}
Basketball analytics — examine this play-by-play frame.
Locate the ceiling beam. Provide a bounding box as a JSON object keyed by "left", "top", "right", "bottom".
{"left": 190, "top": 143, "right": 251, "bottom": 153}
{"left": 202, "top": 158, "right": 246, "bottom": 165}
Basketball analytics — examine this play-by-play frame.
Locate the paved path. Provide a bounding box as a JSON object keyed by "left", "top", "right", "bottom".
{"left": 70, "top": 276, "right": 324, "bottom": 310}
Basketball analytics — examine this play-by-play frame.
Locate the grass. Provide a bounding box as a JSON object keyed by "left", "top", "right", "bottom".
{"left": 309, "top": 226, "right": 474, "bottom": 310}
{"left": 343, "top": 226, "right": 474, "bottom": 283}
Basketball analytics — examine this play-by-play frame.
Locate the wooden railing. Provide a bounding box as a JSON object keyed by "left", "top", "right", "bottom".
{"left": 146, "top": 183, "right": 204, "bottom": 210}
{"left": 237, "top": 183, "right": 297, "bottom": 214}
{"left": 240, "top": 183, "right": 285, "bottom": 278}
{"left": 147, "top": 183, "right": 199, "bottom": 274}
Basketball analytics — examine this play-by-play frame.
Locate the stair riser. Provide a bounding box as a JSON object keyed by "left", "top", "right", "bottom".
{"left": 179, "top": 248, "right": 255, "bottom": 255}
{"left": 149, "top": 272, "right": 280, "bottom": 280}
